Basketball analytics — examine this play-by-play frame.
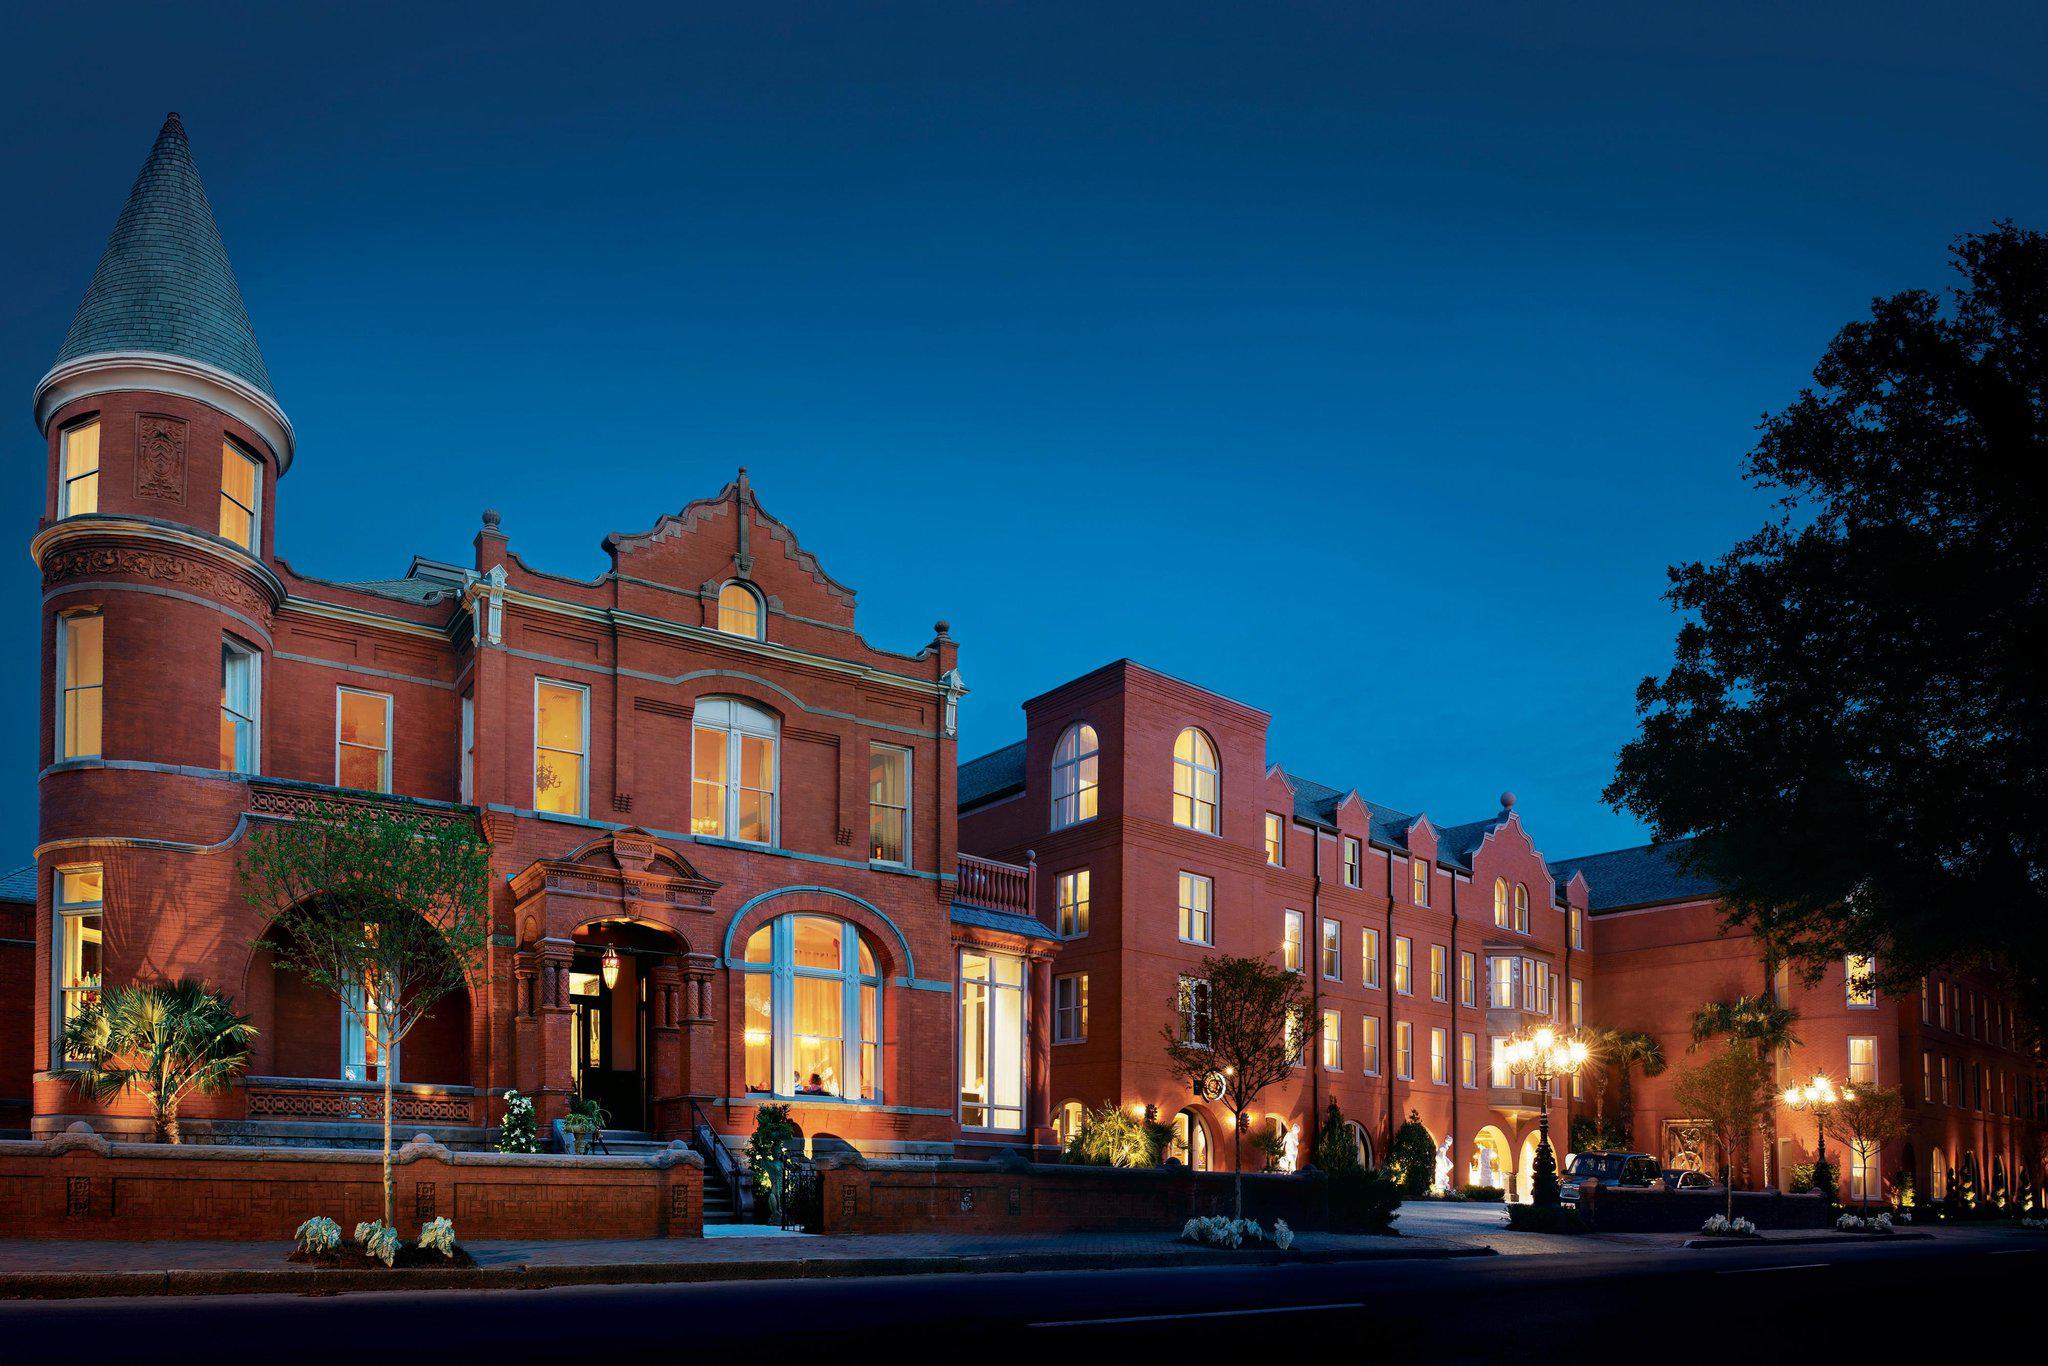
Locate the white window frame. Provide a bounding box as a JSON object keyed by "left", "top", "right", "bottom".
{"left": 1342, "top": 836, "right": 1361, "bottom": 887}
{"left": 533, "top": 677, "right": 590, "bottom": 818}
{"left": 1848, "top": 1036, "right": 1877, "bottom": 1087}
{"left": 56, "top": 611, "right": 104, "bottom": 761}
{"left": 1171, "top": 727, "right": 1220, "bottom": 834}
{"left": 1362, "top": 927, "right": 1380, "bottom": 990}
{"left": 1396, "top": 1021, "right": 1413, "bottom": 1080}
{"left": 743, "top": 915, "right": 884, "bottom": 1103}
{"left": 1050, "top": 722, "right": 1100, "bottom": 830}
{"left": 1054, "top": 972, "right": 1088, "bottom": 1044}
{"left": 691, "top": 696, "right": 779, "bottom": 845}
{"left": 1430, "top": 1026, "right": 1448, "bottom": 1085}
{"left": 341, "top": 974, "right": 398, "bottom": 1084}
{"left": 1570, "top": 907, "right": 1583, "bottom": 950}
{"left": 1282, "top": 909, "right": 1303, "bottom": 973}
{"left": 1846, "top": 954, "right": 1877, "bottom": 1008}
{"left": 1429, "top": 944, "right": 1447, "bottom": 1001}
{"left": 1493, "top": 878, "right": 1509, "bottom": 928}
{"left": 1321, "top": 1008, "right": 1341, "bottom": 1071}
{"left": 1177, "top": 871, "right": 1213, "bottom": 945}
{"left": 1361, "top": 1015, "right": 1381, "bottom": 1075}
{"left": 1263, "top": 812, "right": 1284, "bottom": 866}
{"left": 867, "top": 742, "right": 912, "bottom": 866}
{"left": 53, "top": 865, "right": 104, "bottom": 1066}
{"left": 1056, "top": 869, "right": 1091, "bottom": 939}
{"left": 1460, "top": 950, "right": 1477, "bottom": 1007}
{"left": 716, "top": 580, "right": 765, "bottom": 639}
{"left": 58, "top": 418, "right": 99, "bottom": 519}
{"left": 1320, "top": 917, "right": 1341, "bottom": 980}
{"left": 220, "top": 636, "right": 260, "bottom": 774}
{"left": 1394, "top": 935, "right": 1413, "bottom": 995}
{"left": 335, "top": 686, "right": 394, "bottom": 793}
{"left": 1412, "top": 858, "right": 1428, "bottom": 906}
{"left": 959, "top": 949, "right": 1026, "bottom": 1129}
{"left": 1514, "top": 883, "right": 1530, "bottom": 933}
{"left": 1460, "top": 1030, "right": 1478, "bottom": 1088}
{"left": 219, "top": 438, "right": 262, "bottom": 555}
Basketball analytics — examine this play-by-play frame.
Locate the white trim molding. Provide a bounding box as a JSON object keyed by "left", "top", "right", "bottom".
{"left": 33, "top": 351, "right": 296, "bottom": 472}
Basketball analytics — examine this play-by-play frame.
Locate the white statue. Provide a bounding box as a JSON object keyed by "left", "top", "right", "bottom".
{"left": 1433, "top": 1136, "right": 1453, "bottom": 1194}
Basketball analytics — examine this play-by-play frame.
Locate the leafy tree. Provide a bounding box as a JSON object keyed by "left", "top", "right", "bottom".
{"left": 1064, "top": 1104, "right": 1164, "bottom": 1168}
{"left": 1386, "top": 1110, "right": 1438, "bottom": 1198}
{"left": 59, "top": 979, "right": 256, "bottom": 1144}
{"left": 1607, "top": 224, "right": 2048, "bottom": 1023}
{"left": 239, "top": 800, "right": 492, "bottom": 1230}
{"left": 1672, "top": 1045, "right": 1774, "bottom": 1220}
{"left": 1597, "top": 1030, "right": 1667, "bottom": 1146}
{"left": 1161, "top": 953, "right": 1307, "bottom": 1218}
{"left": 1822, "top": 1085, "right": 1911, "bottom": 1209}
{"left": 1691, "top": 995, "right": 1801, "bottom": 1187}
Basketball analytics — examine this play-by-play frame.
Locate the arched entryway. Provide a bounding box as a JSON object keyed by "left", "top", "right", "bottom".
{"left": 1171, "top": 1107, "right": 1213, "bottom": 1171}
{"left": 568, "top": 919, "right": 684, "bottom": 1131}
{"left": 247, "top": 916, "right": 471, "bottom": 1087}
{"left": 1517, "top": 1133, "right": 1542, "bottom": 1203}
{"left": 1470, "top": 1126, "right": 1511, "bottom": 1192}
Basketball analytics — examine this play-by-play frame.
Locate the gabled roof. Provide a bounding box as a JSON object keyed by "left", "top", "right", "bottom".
{"left": 335, "top": 557, "right": 469, "bottom": 605}
{"left": 1283, "top": 774, "right": 1418, "bottom": 850}
{"left": 53, "top": 113, "right": 275, "bottom": 398}
{"left": 1429, "top": 814, "right": 1514, "bottom": 867}
{"left": 0, "top": 864, "right": 35, "bottom": 905}
{"left": 958, "top": 740, "right": 1027, "bottom": 809}
{"left": 1549, "top": 839, "right": 1720, "bottom": 913}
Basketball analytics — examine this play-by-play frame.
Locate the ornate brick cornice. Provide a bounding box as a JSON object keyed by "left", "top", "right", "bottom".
{"left": 34, "top": 515, "right": 287, "bottom": 616}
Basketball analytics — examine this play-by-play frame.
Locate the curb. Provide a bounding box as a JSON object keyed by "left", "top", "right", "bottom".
{"left": 0, "top": 1244, "right": 1491, "bottom": 1301}
{"left": 1682, "top": 1231, "right": 1936, "bottom": 1250}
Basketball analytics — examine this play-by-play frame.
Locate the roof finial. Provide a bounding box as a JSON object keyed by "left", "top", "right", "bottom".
{"left": 1500, "top": 791, "right": 1517, "bottom": 812}
{"left": 482, "top": 508, "right": 502, "bottom": 530}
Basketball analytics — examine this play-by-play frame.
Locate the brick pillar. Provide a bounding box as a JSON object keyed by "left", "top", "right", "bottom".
{"left": 512, "top": 947, "right": 542, "bottom": 1095}
{"left": 680, "top": 951, "right": 718, "bottom": 1103}
{"left": 649, "top": 958, "right": 686, "bottom": 1136}
{"left": 536, "top": 938, "right": 577, "bottom": 1126}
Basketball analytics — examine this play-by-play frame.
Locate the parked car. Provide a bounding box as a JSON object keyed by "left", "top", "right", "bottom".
{"left": 1663, "top": 1168, "right": 1719, "bottom": 1192}
{"left": 1559, "top": 1151, "right": 1663, "bottom": 1203}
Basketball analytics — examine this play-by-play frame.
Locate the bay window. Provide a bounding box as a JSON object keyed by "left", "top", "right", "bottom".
{"left": 219, "top": 637, "right": 259, "bottom": 772}
{"left": 55, "top": 865, "right": 104, "bottom": 1063}
{"left": 741, "top": 914, "right": 882, "bottom": 1101}
{"left": 691, "top": 696, "right": 777, "bottom": 843}
{"left": 219, "top": 440, "right": 261, "bottom": 553}
{"left": 961, "top": 949, "right": 1025, "bottom": 1128}
{"left": 868, "top": 743, "right": 910, "bottom": 864}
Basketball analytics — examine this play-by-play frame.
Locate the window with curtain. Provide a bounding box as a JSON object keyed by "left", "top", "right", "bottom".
{"left": 59, "top": 419, "right": 99, "bottom": 518}
{"left": 961, "top": 950, "right": 1025, "bottom": 1128}
{"left": 717, "top": 581, "right": 763, "bottom": 638}
{"left": 1056, "top": 869, "right": 1090, "bottom": 938}
{"left": 219, "top": 440, "right": 261, "bottom": 553}
{"left": 534, "top": 679, "right": 588, "bottom": 816}
{"left": 692, "top": 696, "right": 777, "bottom": 843}
{"left": 219, "top": 638, "right": 259, "bottom": 772}
{"left": 59, "top": 612, "right": 104, "bottom": 760}
{"left": 56, "top": 865, "right": 103, "bottom": 1063}
{"left": 1282, "top": 909, "right": 1303, "bottom": 973}
{"left": 1263, "top": 813, "right": 1284, "bottom": 865}
{"left": 868, "top": 744, "right": 910, "bottom": 864}
{"left": 1171, "top": 728, "right": 1220, "bottom": 832}
{"left": 1050, "top": 723, "right": 1099, "bottom": 829}
{"left": 741, "top": 914, "right": 882, "bottom": 1101}
{"left": 336, "top": 687, "right": 391, "bottom": 792}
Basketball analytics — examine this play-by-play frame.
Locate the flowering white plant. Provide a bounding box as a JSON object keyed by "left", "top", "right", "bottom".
{"left": 354, "top": 1219, "right": 400, "bottom": 1267}
{"left": 2019, "top": 1215, "right": 2048, "bottom": 1231}
{"left": 294, "top": 1216, "right": 342, "bottom": 1255}
{"left": 1701, "top": 1214, "right": 1758, "bottom": 1236}
{"left": 1836, "top": 1212, "right": 1894, "bottom": 1233}
{"left": 495, "top": 1090, "right": 540, "bottom": 1154}
{"left": 418, "top": 1216, "right": 457, "bottom": 1258}
{"left": 1181, "top": 1215, "right": 1275, "bottom": 1249}
{"left": 1273, "top": 1219, "right": 1295, "bottom": 1251}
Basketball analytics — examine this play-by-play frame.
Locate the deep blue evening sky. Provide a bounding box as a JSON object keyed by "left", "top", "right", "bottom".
{"left": 3, "top": 3, "right": 2044, "bottom": 861}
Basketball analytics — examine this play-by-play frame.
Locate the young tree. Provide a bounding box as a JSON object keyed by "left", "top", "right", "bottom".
{"left": 239, "top": 800, "right": 492, "bottom": 1230}
{"left": 1823, "top": 1085, "right": 1911, "bottom": 1209}
{"left": 60, "top": 979, "right": 257, "bottom": 1144}
{"left": 1607, "top": 224, "right": 2048, "bottom": 1024}
{"left": 1672, "top": 1044, "right": 1774, "bottom": 1220}
{"left": 1691, "top": 995, "right": 1801, "bottom": 1188}
{"left": 1161, "top": 953, "right": 1307, "bottom": 1218}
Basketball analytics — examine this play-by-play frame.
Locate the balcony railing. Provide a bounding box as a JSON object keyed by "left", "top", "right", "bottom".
{"left": 955, "top": 851, "right": 1037, "bottom": 918}
{"left": 242, "top": 1075, "right": 482, "bottom": 1127}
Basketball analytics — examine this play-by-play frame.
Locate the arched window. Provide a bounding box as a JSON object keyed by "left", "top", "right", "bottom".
{"left": 1514, "top": 883, "right": 1530, "bottom": 933}
{"left": 1493, "top": 878, "right": 1509, "bottom": 929}
{"left": 1172, "top": 1108, "right": 1212, "bottom": 1171}
{"left": 1051, "top": 723, "right": 1100, "bottom": 830}
{"left": 1172, "top": 727, "right": 1220, "bottom": 833}
{"left": 740, "top": 913, "right": 881, "bottom": 1100}
{"left": 717, "top": 581, "right": 764, "bottom": 639}
{"left": 692, "top": 697, "right": 778, "bottom": 844}
{"left": 1053, "top": 1099, "right": 1084, "bottom": 1147}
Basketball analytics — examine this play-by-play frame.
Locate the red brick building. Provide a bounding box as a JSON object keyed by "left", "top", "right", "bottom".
{"left": 15, "top": 114, "right": 1055, "bottom": 1170}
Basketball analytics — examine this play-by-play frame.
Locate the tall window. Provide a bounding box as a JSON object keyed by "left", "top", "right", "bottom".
{"left": 219, "top": 440, "right": 260, "bottom": 553}
{"left": 1460, "top": 1031, "right": 1477, "bottom": 1088}
{"left": 1177, "top": 872, "right": 1212, "bottom": 944}
{"left": 1570, "top": 977, "right": 1584, "bottom": 1027}
{"left": 1429, "top": 944, "right": 1447, "bottom": 1001}
{"left": 743, "top": 914, "right": 883, "bottom": 1101}
{"left": 1050, "top": 723, "right": 1099, "bottom": 829}
{"left": 1171, "top": 728, "right": 1220, "bottom": 833}
{"left": 1493, "top": 878, "right": 1509, "bottom": 928}
{"left": 219, "top": 638, "right": 259, "bottom": 772}
{"left": 1320, "top": 918, "right": 1341, "bottom": 979}
{"left": 55, "top": 865, "right": 104, "bottom": 1063}
{"left": 1321, "top": 1009, "right": 1342, "bottom": 1070}
{"left": 1412, "top": 858, "right": 1428, "bottom": 906}
{"left": 342, "top": 970, "right": 393, "bottom": 1083}
{"left": 58, "top": 612, "right": 104, "bottom": 760}
{"left": 1362, "top": 1015, "right": 1381, "bottom": 1074}
{"left": 1054, "top": 973, "right": 1088, "bottom": 1043}
{"left": 1393, "top": 936, "right": 1413, "bottom": 995}
{"left": 1490, "top": 1036, "right": 1514, "bottom": 1087}
{"left": 1490, "top": 956, "right": 1517, "bottom": 1009}
{"left": 1396, "top": 1021, "right": 1414, "bottom": 1079}
{"left": 1430, "top": 1026, "right": 1447, "bottom": 1085}
{"left": 1342, "top": 836, "right": 1361, "bottom": 887}
{"left": 1848, "top": 1036, "right": 1876, "bottom": 1086}
{"left": 1569, "top": 907, "right": 1583, "bottom": 950}
{"left": 58, "top": 419, "right": 99, "bottom": 518}
{"left": 336, "top": 687, "right": 391, "bottom": 792}
{"left": 716, "top": 581, "right": 764, "bottom": 638}
{"left": 1176, "top": 976, "right": 1212, "bottom": 1047}
{"left": 1362, "top": 928, "right": 1381, "bottom": 989}
{"left": 1514, "top": 884, "right": 1530, "bottom": 933}
{"left": 1056, "top": 870, "right": 1091, "bottom": 938}
{"left": 692, "top": 696, "right": 778, "bottom": 843}
{"left": 1282, "top": 909, "right": 1303, "bottom": 972}
{"left": 868, "top": 744, "right": 910, "bottom": 864}
{"left": 1846, "top": 954, "right": 1877, "bottom": 1007}
{"left": 1263, "top": 813, "right": 1284, "bottom": 865}
{"left": 533, "top": 679, "right": 588, "bottom": 817}
{"left": 459, "top": 693, "right": 474, "bottom": 803}
{"left": 1460, "top": 951, "right": 1477, "bottom": 1007}
{"left": 961, "top": 949, "right": 1026, "bottom": 1128}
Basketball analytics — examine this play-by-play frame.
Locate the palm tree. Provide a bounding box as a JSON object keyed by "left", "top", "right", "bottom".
{"left": 1690, "top": 994, "right": 1801, "bottom": 1189}
{"left": 1604, "top": 1030, "right": 1666, "bottom": 1148}
{"left": 60, "top": 979, "right": 258, "bottom": 1144}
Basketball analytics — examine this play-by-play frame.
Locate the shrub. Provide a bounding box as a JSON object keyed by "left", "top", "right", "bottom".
{"left": 418, "top": 1216, "right": 457, "bottom": 1257}
{"left": 1386, "top": 1110, "right": 1436, "bottom": 1197}
{"left": 1701, "top": 1214, "right": 1758, "bottom": 1237}
{"left": 1836, "top": 1212, "right": 1893, "bottom": 1234}
{"left": 294, "top": 1216, "right": 341, "bottom": 1255}
{"left": 1181, "top": 1216, "right": 1274, "bottom": 1249}
{"left": 746, "top": 1104, "right": 805, "bottom": 1213}
{"left": 1457, "top": 1184, "right": 1507, "bottom": 1202}
{"left": 1504, "top": 1203, "right": 1584, "bottom": 1234}
{"left": 2019, "top": 1215, "right": 2048, "bottom": 1231}
{"left": 1809, "top": 1160, "right": 1838, "bottom": 1205}
{"left": 1788, "top": 1162, "right": 1815, "bottom": 1194}
{"left": 1312, "top": 1102, "right": 1363, "bottom": 1175}
{"left": 495, "top": 1090, "right": 539, "bottom": 1154}
{"left": 1329, "top": 1168, "right": 1402, "bottom": 1232}
{"left": 353, "top": 1220, "right": 400, "bottom": 1267}
{"left": 1247, "top": 1123, "right": 1287, "bottom": 1172}
{"left": 1062, "top": 1105, "right": 1163, "bottom": 1168}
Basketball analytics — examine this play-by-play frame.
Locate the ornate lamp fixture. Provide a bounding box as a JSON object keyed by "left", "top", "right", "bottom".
{"left": 600, "top": 946, "right": 622, "bottom": 991}
{"left": 1782, "top": 1073, "right": 1851, "bottom": 1176}
{"left": 1501, "top": 1024, "right": 1591, "bottom": 1207}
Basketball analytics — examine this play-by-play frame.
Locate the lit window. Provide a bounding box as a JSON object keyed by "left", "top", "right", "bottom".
{"left": 1848, "top": 1036, "right": 1876, "bottom": 1086}
{"left": 1394, "top": 936, "right": 1412, "bottom": 995}
{"left": 1570, "top": 907, "right": 1583, "bottom": 950}
{"left": 1396, "top": 1021, "right": 1413, "bottom": 1079}
{"left": 1172, "top": 728, "right": 1220, "bottom": 833}
{"left": 1285, "top": 1008, "right": 1305, "bottom": 1066}
{"left": 1490, "top": 956, "right": 1517, "bottom": 1009}
{"left": 1514, "top": 884, "right": 1529, "bottom": 933}
{"left": 1362, "top": 928, "right": 1380, "bottom": 989}
{"left": 1282, "top": 909, "right": 1303, "bottom": 972}
{"left": 1313, "top": 1008, "right": 1338, "bottom": 1070}
{"left": 58, "top": 613, "right": 104, "bottom": 760}
{"left": 1057, "top": 870, "right": 1091, "bottom": 939}
{"left": 55, "top": 866, "right": 104, "bottom": 1063}
{"left": 1846, "top": 954, "right": 1877, "bottom": 1007}
{"left": 1430, "top": 1026, "right": 1447, "bottom": 1085}
{"left": 716, "top": 582, "right": 763, "bottom": 639}
{"left": 692, "top": 696, "right": 778, "bottom": 843}
{"left": 336, "top": 687, "right": 391, "bottom": 792}
{"left": 459, "top": 693, "right": 474, "bottom": 803}
{"left": 1429, "top": 944, "right": 1447, "bottom": 1001}
{"left": 1263, "top": 812, "right": 1284, "bottom": 865}
{"left": 219, "top": 440, "right": 260, "bottom": 553}
{"left": 1054, "top": 1100, "right": 1084, "bottom": 1146}
{"left": 1342, "top": 837, "right": 1360, "bottom": 887}
{"left": 1050, "top": 723, "right": 1099, "bottom": 829}
{"left": 1460, "top": 950, "right": 1477, "bottom": 1007}
{"left": 533, "top": 679, "right": 588, "bottom": 817}
{"left": 1920, "top": 1051, "right": 1932, "bottom": 1104}
{"left": 219, "top": 638, "right": 259, "bottom": 773}
{"left": 1176, "top": 975, "right": 1212, "bottom": 1047}
{"left": 742, "top": 914, "right": 883, "bottom": 1101}
{"left": 58, "top": 419, "right": 99, "bottom": 518}
{"left": 1849, "top": 1146, "right": 1877, "bottom": 1202}
{"left": 1570, "top": 977, "right": 1584, "bottom": 1028}
{"left": 1412, "top": 858, "right": 1428, "bottom": 906}
{"left": 1177, "top": 872, "right": 1212, "bottom": 944}
{"left": 1493, "top": 878, "right": 1508, "bottom": 928}
{"left": 867, "top": 744, "right": 910, "bottom": 864}
{"left": 1361, "top": 1015, "right": 1381, "bottom": 1074}
{"left": 1490, "top": 1036, "right": 1514, "bottom": 1088}
{"left": 1320, "top": 918, "right": 1341, "bottom": 979}
{"left": 1054, "top": 973, "right": 1088, "bottom": 1043}
{"left": 1460, "top": 1031, "right": 1477, "bottom": 1088}
{"left": 342, "top": 968, "right": 394, "bottom": 1083}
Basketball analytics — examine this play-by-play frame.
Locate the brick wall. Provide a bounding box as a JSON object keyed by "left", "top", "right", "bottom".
{"left": 1578, "top": 1184, "right": 1830, "bottom": 1232}
{"left": 0, "top": 1127, "right": 702, "bottom": 1240}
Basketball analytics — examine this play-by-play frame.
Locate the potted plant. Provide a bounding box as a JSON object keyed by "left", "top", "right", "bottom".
{"left": 561, "top": 1097, "right": 608, "bottom": 1154}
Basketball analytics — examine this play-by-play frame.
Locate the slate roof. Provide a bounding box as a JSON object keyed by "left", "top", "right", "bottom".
{"left": 1548, "top": 839, "right": 1721, "bottom": 913}
{"left": 53, "top": 113, "right": 275, "bottom": 398}
{"left": 0, "top": 864, "right": 35, "bottom": 905}
{"left": 958, "top": 741, "right": 1027, "bottom": 808}
{"left": 950, "top": 902, "right": 1059, "bottom": 942}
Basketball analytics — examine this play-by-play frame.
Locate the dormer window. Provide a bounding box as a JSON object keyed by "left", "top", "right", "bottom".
{"left": 717, "top": 582, "right": 764, "bottom": 639}
{"left": 59, "top": 419, "right": 100, "bottom": 518}
{"left": 220, "top": 440, "right": 261, "bottom": 553}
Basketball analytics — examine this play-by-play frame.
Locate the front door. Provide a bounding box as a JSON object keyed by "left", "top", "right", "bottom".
{"left": 569, "top": 963, "right": 646, "bottom": 1129}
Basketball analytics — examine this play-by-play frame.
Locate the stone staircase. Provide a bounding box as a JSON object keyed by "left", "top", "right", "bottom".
{"left": 597, "top": 1129, "right": 743, "bottom": 1223}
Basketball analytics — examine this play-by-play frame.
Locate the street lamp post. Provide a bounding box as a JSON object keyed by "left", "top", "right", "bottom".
{"left": 1503, "top": 1025, "right": 1590, "bottom": 1207}
{"left": 1782, "top": 1073, "right": 1851, "bottom": 1198}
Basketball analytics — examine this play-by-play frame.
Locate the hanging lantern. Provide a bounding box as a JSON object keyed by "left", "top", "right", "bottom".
{"left": 600, "top": 946, "right": 621, "bottom": 991}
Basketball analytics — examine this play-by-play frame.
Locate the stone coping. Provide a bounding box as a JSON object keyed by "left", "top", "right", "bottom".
{"left": 2, "top": 1123, "right": 701, "bottom": 1170}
